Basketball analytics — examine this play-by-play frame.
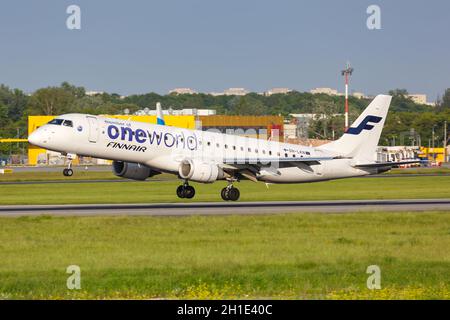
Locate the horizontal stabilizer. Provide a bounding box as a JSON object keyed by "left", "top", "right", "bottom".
{"left": 353, "top": 160, "right": 421, "bottom": 168}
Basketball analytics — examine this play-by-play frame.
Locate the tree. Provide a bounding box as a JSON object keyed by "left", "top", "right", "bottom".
{"left": 28, "top": 87, "right": 75, "bottom": 115}
{"left": 440, "top": 88, "right": 450, "bottom": 109}
{"left": 61, "top": 82, "right": 86, "bottom": 98}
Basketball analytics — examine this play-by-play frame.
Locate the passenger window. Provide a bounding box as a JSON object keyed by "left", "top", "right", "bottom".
{"left": 63, "top": 120, "right": 73, "bottom": 127}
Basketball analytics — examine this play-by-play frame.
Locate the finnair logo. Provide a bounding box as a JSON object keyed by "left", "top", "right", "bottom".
{"left": 346, "top": 115, "right": 382, "bottom": 135}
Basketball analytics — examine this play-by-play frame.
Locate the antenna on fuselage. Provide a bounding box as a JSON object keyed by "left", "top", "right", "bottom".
{"left": 156, "top": 102, "right": 166, "bottom": 125}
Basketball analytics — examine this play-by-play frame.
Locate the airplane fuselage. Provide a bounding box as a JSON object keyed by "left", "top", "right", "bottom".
{"left": 29, "top": 113, "right": 374, "bottom": 184}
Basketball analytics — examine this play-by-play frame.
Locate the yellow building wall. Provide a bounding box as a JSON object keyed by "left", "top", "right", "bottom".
{"left": 419, "top": 147, "right": 445, "bottom": 163}
{"left": 27, "top": 115, "right": 195, "bottom": 165}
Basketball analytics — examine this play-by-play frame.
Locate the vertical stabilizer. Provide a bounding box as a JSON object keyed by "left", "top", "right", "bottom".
{"left": 319, "top": 95, "right": 392, "bottom": 162}
{"left": 156, "top": 102, "right": 165, "bottom": 125}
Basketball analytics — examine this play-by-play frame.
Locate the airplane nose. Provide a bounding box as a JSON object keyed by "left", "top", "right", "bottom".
{"left": 28, "top": 129, "right": 45, "bottom": 147}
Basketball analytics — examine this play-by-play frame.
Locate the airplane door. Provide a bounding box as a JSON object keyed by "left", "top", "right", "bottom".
{"left": 87, "top": 116, "right": 99, "bottom": 143}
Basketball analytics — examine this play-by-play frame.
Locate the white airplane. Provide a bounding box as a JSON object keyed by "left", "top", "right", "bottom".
{"left": 28, "top": 95, "right": 417, "bottom": 201}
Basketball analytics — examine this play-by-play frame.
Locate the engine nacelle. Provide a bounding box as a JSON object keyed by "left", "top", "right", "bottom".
{"left": 178, "top": 159, "right": 225, "bottom": 183}
{"left": 112, "top": 161, "right": 155, "bottom": 181}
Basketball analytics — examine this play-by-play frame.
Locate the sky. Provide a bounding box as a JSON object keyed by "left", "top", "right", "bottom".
{"left": 0, "top": 0, "right": 449, "bottom": 100}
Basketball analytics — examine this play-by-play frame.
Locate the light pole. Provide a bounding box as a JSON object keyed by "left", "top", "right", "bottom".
{"left": 444, "top": 121, "right": 448, "bottom": 162}
{"left": 341, "top": 62, "right": 354, "bottom": 131}
{"left": 432, "top": 125, "right": 435, "bottom": 149}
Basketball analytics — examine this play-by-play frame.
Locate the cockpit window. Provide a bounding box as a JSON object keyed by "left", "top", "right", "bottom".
{"left": 48, "top": 119, "right": 64, "bottom": 125}
{"left": 63, "top": 120, "right": 73, "bottom": 127}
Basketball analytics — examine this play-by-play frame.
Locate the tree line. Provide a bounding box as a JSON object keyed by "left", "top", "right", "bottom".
{"left": 1, "top": 82, "right": 450, "bottom": 154}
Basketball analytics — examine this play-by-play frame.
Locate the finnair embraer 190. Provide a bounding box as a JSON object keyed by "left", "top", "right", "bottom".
{"left": 28, "top": 95, "right": 416, "bottom": 201}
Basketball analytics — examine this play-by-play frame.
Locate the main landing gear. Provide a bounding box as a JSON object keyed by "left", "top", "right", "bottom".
{"left": 175, "top": 179, "right": 240, "bottom": 201}
{"left": 221, "top": 183, "right": 240, "bottom": 201}
{"left": 176, "top": 181, "right": 196, "bottom": 199}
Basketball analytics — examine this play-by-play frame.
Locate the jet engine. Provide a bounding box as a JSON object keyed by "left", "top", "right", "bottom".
{"left": 178, "top": 159, "right": 225, "bottom": 183}
{"left": 112, "top": 161, "right": 156, "bottom": 181}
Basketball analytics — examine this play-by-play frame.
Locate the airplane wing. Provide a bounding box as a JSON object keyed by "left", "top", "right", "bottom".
{"left": 220, "top": 156, "right": 336, "bottom": 181}
{"left": 223, "top": 156, "right": 336, "bottom": 166}
{"left": 353, "top": 160, "right": 422, "bottom": 168}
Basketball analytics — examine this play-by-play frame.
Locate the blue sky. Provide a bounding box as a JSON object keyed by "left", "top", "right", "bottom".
{"left": 0, "top": 0, "right": 449, "bottom": 100}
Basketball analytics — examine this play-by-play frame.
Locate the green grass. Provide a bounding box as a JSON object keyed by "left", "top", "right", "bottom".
{"left": 0, "top": 212, "right": 449, "bottom": 299}
{"left": 388, "top": 167, "right": 450, "bottom": 175}
{"left": 0, "top": 175, "right": 450, "bottom": 205}
{"left": 0, "top": 170, "right": 120, "bottom": 181}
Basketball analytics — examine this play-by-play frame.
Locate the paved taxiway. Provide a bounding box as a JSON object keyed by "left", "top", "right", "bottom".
{"left": 1, "top": 199, "right": 450, "bottom": 216}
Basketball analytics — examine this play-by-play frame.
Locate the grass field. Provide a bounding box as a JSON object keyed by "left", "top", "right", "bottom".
{"left": 0, "top": 212, "right": 449, "bottom": 299}
{"left": 1, "top": 170, "right": 449, "bottom": 299}
{"left": 0, "top": 175, "right": 450, "bottom": 205}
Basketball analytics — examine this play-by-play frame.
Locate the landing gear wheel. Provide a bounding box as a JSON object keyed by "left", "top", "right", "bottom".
{"left": 228, "top": 187, "right": 240, "bottom": 201}
{"left": 184, "top": 186, "right": 195, "bottom": 199}
{"left": 176, "top": 183, "right": 195, "bottom": 199}
{"left": 221, "top": 186, "right": 240, "bottom": 201}
{"left": 221, "top": 188, "right": 228, "bottom": 201}
{"left": 176, "top": 185, "right": 186, "bottom": 198}
{"left": 62, "top": 168, "right": 73, "bottom": 176}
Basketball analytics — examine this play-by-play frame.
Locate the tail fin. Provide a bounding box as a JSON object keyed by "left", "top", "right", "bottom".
{"left": 319, "top": 94, "right": 392, "bottom": 162}
{"left": 156, "top": 102, "right": 166, "bottom": 125}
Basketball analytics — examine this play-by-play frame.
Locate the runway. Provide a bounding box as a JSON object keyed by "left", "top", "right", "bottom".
{"left": 1, "top": 199, "right": 450, "bottom": 216}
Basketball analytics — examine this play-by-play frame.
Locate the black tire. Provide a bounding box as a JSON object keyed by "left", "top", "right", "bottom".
{"left": 176, "top": 185, "right": 186, "bottom": 198}
{"left": 228, "top": 187, "right": 240, "bottom": 201}
{"left": 221, "top": 187, "right": 229, "bottom": 201}
{"left": 66, "top": 169, "right": 73, "bottom": 176}
{"left": 63, "top": 169, "right": 68, "bottom": 176}
{"left": 185, "top": 186, "right": 195, "bottom": 199}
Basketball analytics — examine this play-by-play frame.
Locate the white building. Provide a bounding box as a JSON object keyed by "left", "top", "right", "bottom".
{"left": 169, "top": 88, "right": 197, "bottom": 95}
{"left": 352, "top": 92, "right": 366, "bottom": 99}
{"left": 265, "top": 88, "right": 292, "bottom": 96}
{"left": 135, "top": 108, "right": 216, "bottom": 116}
{"left": 375, "top": 146, "right": 420, "bottom": 165}
{"left": 407, "top": 94, "right": 427, "bottom": 105}
{"left": 407, "top": 94, "right": 435, "bottom": 106}
{"left": 85, "top": 91, "right": 105, "bottom": 96}
{"left": 222, "top": 88, "right": 249, "bottom": 96}
{"left": 310, "top": 87, "right": 339, "bottom": 96}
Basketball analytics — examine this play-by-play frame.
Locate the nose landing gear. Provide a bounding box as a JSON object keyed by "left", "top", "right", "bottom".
{"left": 62, "top": 167, "right": 73, "bottom": 177}
{"left": 176, "top": 181, "right": 196, "bottom": 199}
{"left": 62, "top": 153, "right": 76, "bottom": 177}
